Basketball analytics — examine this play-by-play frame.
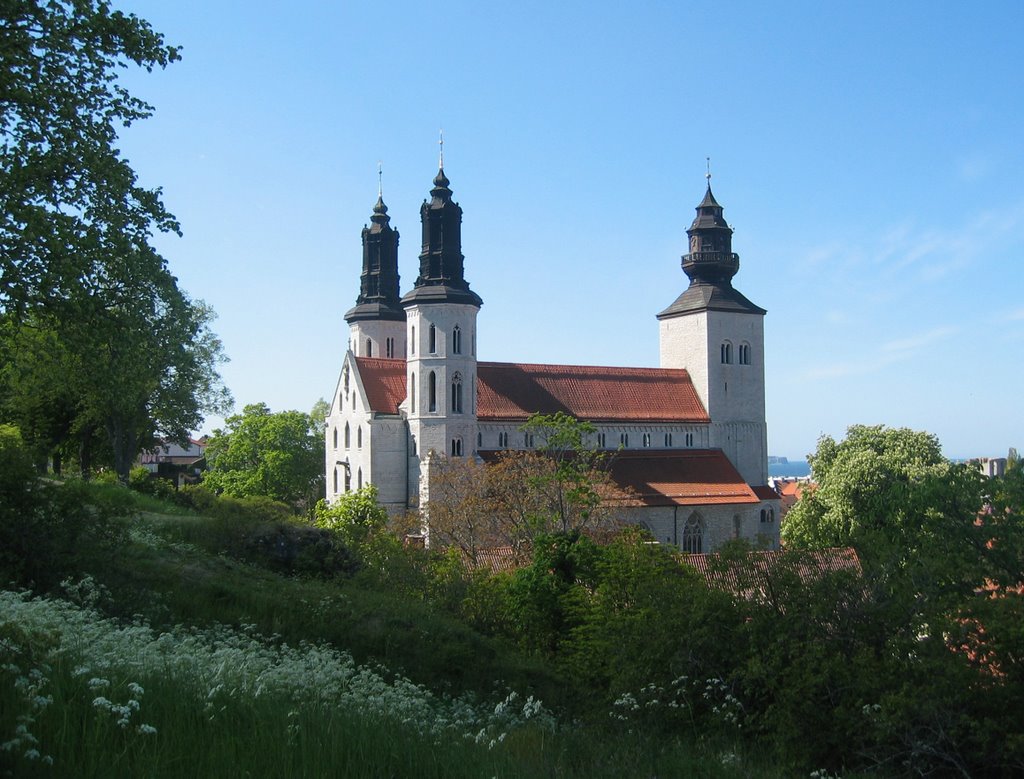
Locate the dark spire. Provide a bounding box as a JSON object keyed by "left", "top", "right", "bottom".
{"left": 657, "top": 180, "right": 765, "bottom": 319}
{"left": 344, "top": 187, "right": 404, "bottom": 324}
{"left": 401, "top": 163, "right": 483, "bottom": 307}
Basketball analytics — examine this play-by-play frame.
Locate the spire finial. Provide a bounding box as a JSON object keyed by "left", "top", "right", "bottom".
{"left": 438, "top": 129, "right": 444, "bottom": 170}
{"left": 377, "top": 161, "right": 383, "bottom": 198}
{"left": 705, "top": 156, "right": 712, "bottom": 185}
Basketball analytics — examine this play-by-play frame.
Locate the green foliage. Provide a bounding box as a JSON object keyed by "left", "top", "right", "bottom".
{"left": 520, "top": 412, "right": 608, "bottom": 533}
{"left": 0, "top": 0, "right": 181, "bottom": 316}
{"left": 203, "top": 403, "right": 323, "bottom": 511}
{"left": 313, "top": 485, "right": 389, "bottom": 544}
{"left": 0, "top": 430, "right": 129, "bottom": 590}
{"left": 782, "top": 424, "right": 952, "bottom": 555}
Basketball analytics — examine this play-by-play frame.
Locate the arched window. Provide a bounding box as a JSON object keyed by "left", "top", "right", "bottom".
{"left": 344, "top": 423, "right": 350, "bottom": 449}
{"left": 721, "top": 341, "right": 733, "bottom": 364}
{"left": 452, "top": 325, "right": 462, "bottom": 354}
{"left": 411, "top": 326, "right": 416, "bottom": 355}
{"left": 357, "top": 468, "right": 363, "bottom": 490}
{"left": 739, "top": 343, "right": 751, "bottom": 365}
{"left": 357, "top": 426, "right": 362, "bottom": 448}
{"left": 366, "top": 338, "right": 372, "bottom": 357}
{"left": 642, "top": 433, "right": 652, "bottom": 448}
{"left": 685, "top": 432, "right": 694, "bottom": 447}
{"left": 450, "top": 437, "right": 463, "bottom": 456}
{"left": 411, "top": 372, "right": 416, "bottom": 412}
{"left": 428, "top": 371, "right": 437, "bottom": 412}
{"left": 386, "top": 337, "right": 395, "bottom": 358}
{"left": 760, "top": 509, "right": 767, "bottom": 523}
{"left": 665, "top": 432, "right": 673, "bottom": 447}
{"left": 344, "top": 466, "right": 351, "bottom": 493}
{"left": 477, "top": 432, "right": 482, "bottom": 448}
{"left": 499, "top": 431, "right": 509, "bottom": 447}
{"left": 332, "top": 427, "right": 338, "bottom": 449}
{"left": 343, "top": 367, "right": 350, "bottom": 396}
{"left": 620, "top": 432, "right": 629, "bottom": 447}
{"left": 682, "top": 514, "right": 704, "bottom": 553}
{"left": 524, "top": 432, "right": 534, "bottom": 448}
{"left": 597, "top": 432, "right": 606, "bottom": 448}
{"left": 333, "top": 468, "right": 338, "bottom": 493}
{"left": 451, "top": 371, "right": 463, "bottom": 413}
{"left": 429, "top": 324, "right": 437, "bottom": 354}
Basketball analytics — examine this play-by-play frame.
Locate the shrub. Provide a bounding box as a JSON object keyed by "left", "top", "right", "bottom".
{"left": 0, "top": 427, "right": 129, "bottom": 591}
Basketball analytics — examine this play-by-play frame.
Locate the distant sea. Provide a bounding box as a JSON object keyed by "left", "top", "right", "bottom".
{"left": 768, "top": 460, "right": 811, "bottom": 478}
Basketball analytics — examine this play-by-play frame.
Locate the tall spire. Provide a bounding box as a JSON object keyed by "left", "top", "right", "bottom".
{"left": 345, "top": 177, "right": 404, "bottom": 324}
{"left": 401, "top": 153, "right": 482, "bottom": 307}
{"left": 657, "top": 172, "right": 765, "bottom": 318}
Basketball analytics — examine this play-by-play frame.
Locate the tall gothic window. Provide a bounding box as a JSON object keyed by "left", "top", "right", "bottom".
{"left": 333, "top": 468, "right": 338, "bottom": 493}
{"left": 357, "top": 468, "right": 363, "bottom": 490}
{"left": 429, "top": 324, "right": 437, "bottom": 354}
{"left": 343, "top": 367, "right": 350, "bottom": 396}
{"left": 344, "top": 466, "right": 351, "bottom": 493}
{"left": 411, "top": 372, "right": 416, "bottom": 412}
{"left": 386, "top": 337, "right": 395, "bottom": 358}
{"left": 411, "top": 326, "right": 415, "bottom": 355}
{"left": 665, "top": 432, "right": 673, "bottom": 447}
{"left": 450, "top": 437, "right": 463, "bottom": 456}
{"left": 357, "top": 426, "right": 362, "bottom": 448}
{"left": 451, "top": 372, "right": 463, "bottom": 413}
{"left": 682, "top": 514, "right": 704, "bottom": 553}
{"left": 452, "top": 325, "right": 462, "bottom": 355}
{"left": 332, "top": 427, "right": 338, "bottom": 449}
{"left": 428, "top": 371, "right": 437, "bottom": 413}
{"left": 344, "top": 423, "right": 350, "bottom": 449}
{"left": 366, "top": 338, "right": 372, "bottom": 357}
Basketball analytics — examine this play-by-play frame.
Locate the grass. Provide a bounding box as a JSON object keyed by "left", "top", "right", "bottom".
{"left": 1, "top": 484, "right": 786, "bottom": 778}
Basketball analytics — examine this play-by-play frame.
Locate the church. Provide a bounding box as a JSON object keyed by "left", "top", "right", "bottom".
{"left": 324, "top": 162, "right": 780, "bottom": 553}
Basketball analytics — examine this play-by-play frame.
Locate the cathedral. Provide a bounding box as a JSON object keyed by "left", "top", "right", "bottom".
{"left": 325, "top": 162, "right": 780, "bottom": 552}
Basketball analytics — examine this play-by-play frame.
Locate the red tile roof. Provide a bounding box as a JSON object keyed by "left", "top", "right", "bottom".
{"left": 607, "top": 450, "right": 758, "bottom": 506}
{"left": 354, "top": 358, "right": 710, "bottom": 424}
{"left": 477, "top": 362, "right": 708, "bottom": 422}
{"left": 752, "top": 485, "right": 780, "bottom": 501}
{"left": 354, "top": 357, "right": 406, "bottom": 414}
{"left": 685, "top": 547, "right": 863, "bottom": 594}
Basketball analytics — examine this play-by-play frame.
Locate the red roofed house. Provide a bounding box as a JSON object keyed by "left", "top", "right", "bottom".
{"left": 324, "top": 163, "right": 780, "bottom": 552}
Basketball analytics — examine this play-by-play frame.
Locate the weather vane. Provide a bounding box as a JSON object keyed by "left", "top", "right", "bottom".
{"left": 377, "top": 161, "right": 383, "bottom": 198}
{"left": 439, "top": 129, "right": 445, "bottom": 169}
{"left": 706, "top": 156, "right": 712, "bottom": 184}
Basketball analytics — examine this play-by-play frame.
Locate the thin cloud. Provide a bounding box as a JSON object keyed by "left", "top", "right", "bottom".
{"left": 881, "top": 326, "right": 959, "bottom": 354}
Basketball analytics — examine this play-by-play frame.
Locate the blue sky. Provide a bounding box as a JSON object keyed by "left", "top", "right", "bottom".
{"left": 115, "top": 1, "right": 1024, "bottom": 460}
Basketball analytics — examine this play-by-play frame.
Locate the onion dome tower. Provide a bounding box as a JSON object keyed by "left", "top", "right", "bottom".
{"left": 345, "top": 176, "right": 406, "bottom": 359}
{"left": 658, "top": 170, "right": 768, "bottom": 486}
{"left": 401, "top": 140, "right": 482, "bottom": 473}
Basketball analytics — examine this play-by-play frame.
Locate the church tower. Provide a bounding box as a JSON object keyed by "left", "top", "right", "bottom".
{"left": 344, "top": 180, "right": 406, "bottom": 359}
{"left": 400, "top": 158, "right": 483, "bottom": 481}
{"left": 658, "top": 179, "right": 768, "bottom": 486}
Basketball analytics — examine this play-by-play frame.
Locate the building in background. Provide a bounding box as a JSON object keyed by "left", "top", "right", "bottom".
{"left": 325, "top": 164, "right": 780, "bottom": 552}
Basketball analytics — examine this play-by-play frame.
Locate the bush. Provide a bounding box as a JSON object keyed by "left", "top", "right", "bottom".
{"left": 0, "top": 426, "right": 129, "bottom": 591}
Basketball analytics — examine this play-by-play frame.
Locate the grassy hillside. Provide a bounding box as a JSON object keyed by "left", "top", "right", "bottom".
{"left": 1, "top": 484, "right": 769, "bottom": 778}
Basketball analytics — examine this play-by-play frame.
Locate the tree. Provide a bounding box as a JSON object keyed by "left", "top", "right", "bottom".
{"left": 782, "top": 424, "right": 951, "bottom": 554}
{"left": 0, "top": 2, "right": 230, "bottom": 480}
{"left": 488, "top": 413, "right": 626, "bottom": 544}
{"left": 203, "top": 403, "right": 324, "bottom": 511}
{"left": 0, "top": 0, "right": 181, "bottom": 317}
